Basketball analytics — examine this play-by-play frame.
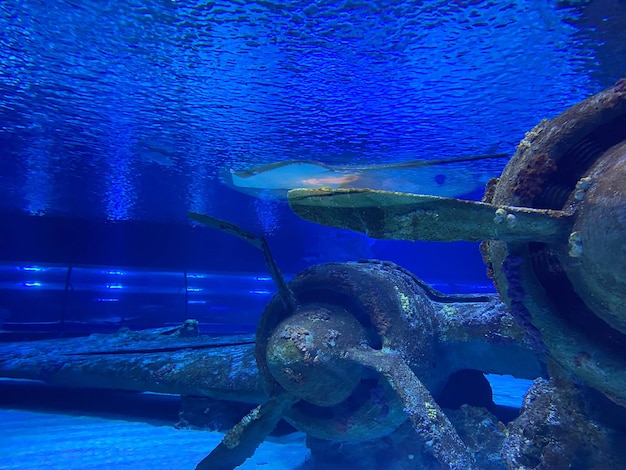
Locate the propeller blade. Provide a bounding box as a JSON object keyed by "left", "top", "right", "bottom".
{"left": 288, "top": 188, "right": 571, "bottom": 243}
{"left": 188, "top": 211, "right": 296, "bottom": 311}
{"left": 345, "top": 347, "right": 477, "bottom": 469}
{"left": 195, "top": 392, "right": 297, "bottom": 470}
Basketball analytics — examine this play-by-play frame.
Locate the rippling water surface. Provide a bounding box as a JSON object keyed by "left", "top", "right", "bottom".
{"left": 0, "top": 0, "right": 623, "bottom": 222}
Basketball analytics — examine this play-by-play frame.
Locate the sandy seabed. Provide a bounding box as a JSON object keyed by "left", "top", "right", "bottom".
{"left": 0, "top": 408, "right": 309, "bottom": 470}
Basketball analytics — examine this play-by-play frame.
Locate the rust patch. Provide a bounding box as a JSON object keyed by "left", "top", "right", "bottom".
{"left": 511, "top": 153, "right": 557, "bottom": 203}
{"left": 283, "top": 367, "right": 304, "bottom": 383}
{"left": 482, "top": 177, "right": 499, "bottom": 203}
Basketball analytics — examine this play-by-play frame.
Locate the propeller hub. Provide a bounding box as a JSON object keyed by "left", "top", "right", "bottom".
{"left": 265, "top": 304, "right": 367, "bottom": 407}
{"left": 559, "top": 141, "right": 626, "bottom": 334}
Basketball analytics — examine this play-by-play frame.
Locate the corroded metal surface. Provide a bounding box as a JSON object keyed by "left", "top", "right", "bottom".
{"left": 281, "top": 82, "right": 626, "bottom": 468}
{"left": 287, "top": 80, "right": 626, "bottom": 410}
{"left": 563, "top": 140, "right": 626, "bottom": 333}
{"left": 0, "top": 326, "right": 264, "bottom": 403}
{"left": 482, "top": 79, "right": 626, "bottom": 407}
{"left": 288, "top": 188, "right": 571, "bottom": 243}
{"left": 0, "top": 260, "right": 546, "bottom": 470}
{"left": 238, "top": 259, "right": 545, "bottom": 470}
{"left": 501, "top": 377, "right": 626, "bottom": 469}
{"left": 253, "top": 260, "right": 544, "bottom": 448}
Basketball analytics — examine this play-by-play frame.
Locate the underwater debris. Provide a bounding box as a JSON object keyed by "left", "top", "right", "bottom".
{"left": 502, "top": 378, "right": 626, "bottom": 469}
{"left": 510, "top": 152, "right": 558, "bottom": 204}
{"left": 288, "top": 187, "right": 572, "bottom": 243}
{"left": 288, "top": 80, "right": 626, "bottom": 410}
{"left": 0, "top": 324, "right": 263, "bottom": 402}
{"left": 187, "top": 210, "right": 546, "bottom": 470}
{"left": 285, "top": 81, "right": 626, "bottom": 468}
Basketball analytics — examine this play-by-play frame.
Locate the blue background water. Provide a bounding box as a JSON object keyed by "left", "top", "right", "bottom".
{"left": 0, "top": 1, "right": 624, "bottom": 328}
{"left": 1, "top": 3, "right": 624, "bottom": 465}
{"left": 3, "top": 1, "right": 620, "bottom": 221}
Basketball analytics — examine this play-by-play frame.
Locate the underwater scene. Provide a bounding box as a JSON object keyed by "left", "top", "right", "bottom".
{"left": 1, "top": 0, "right": 626, "bottom": 468}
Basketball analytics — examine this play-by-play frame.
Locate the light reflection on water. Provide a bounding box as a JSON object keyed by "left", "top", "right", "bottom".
{"left": 0, "top": 1, "right": 620, "bottom": 223}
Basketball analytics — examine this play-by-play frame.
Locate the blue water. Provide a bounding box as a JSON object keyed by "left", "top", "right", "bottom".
{"left": 2, "top": 0, "right": 623, "bottom": 280}
{"left": 0, "top": 0, "right": 619, "bottom": 226}
{"left": 0, "top": 1, "right": 624, "bottom": 468}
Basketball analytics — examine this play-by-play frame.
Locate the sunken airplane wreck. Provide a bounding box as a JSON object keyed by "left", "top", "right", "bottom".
{"left": 0, "top": 212, "right": 548, "bottom": 470}
{"left": 1, "top": 82, "right": 626, "bottom": 469}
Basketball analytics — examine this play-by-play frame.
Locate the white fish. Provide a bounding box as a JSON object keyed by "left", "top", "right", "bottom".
{"left": 220, "top": 152, "right": 508, "bottom": 200}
